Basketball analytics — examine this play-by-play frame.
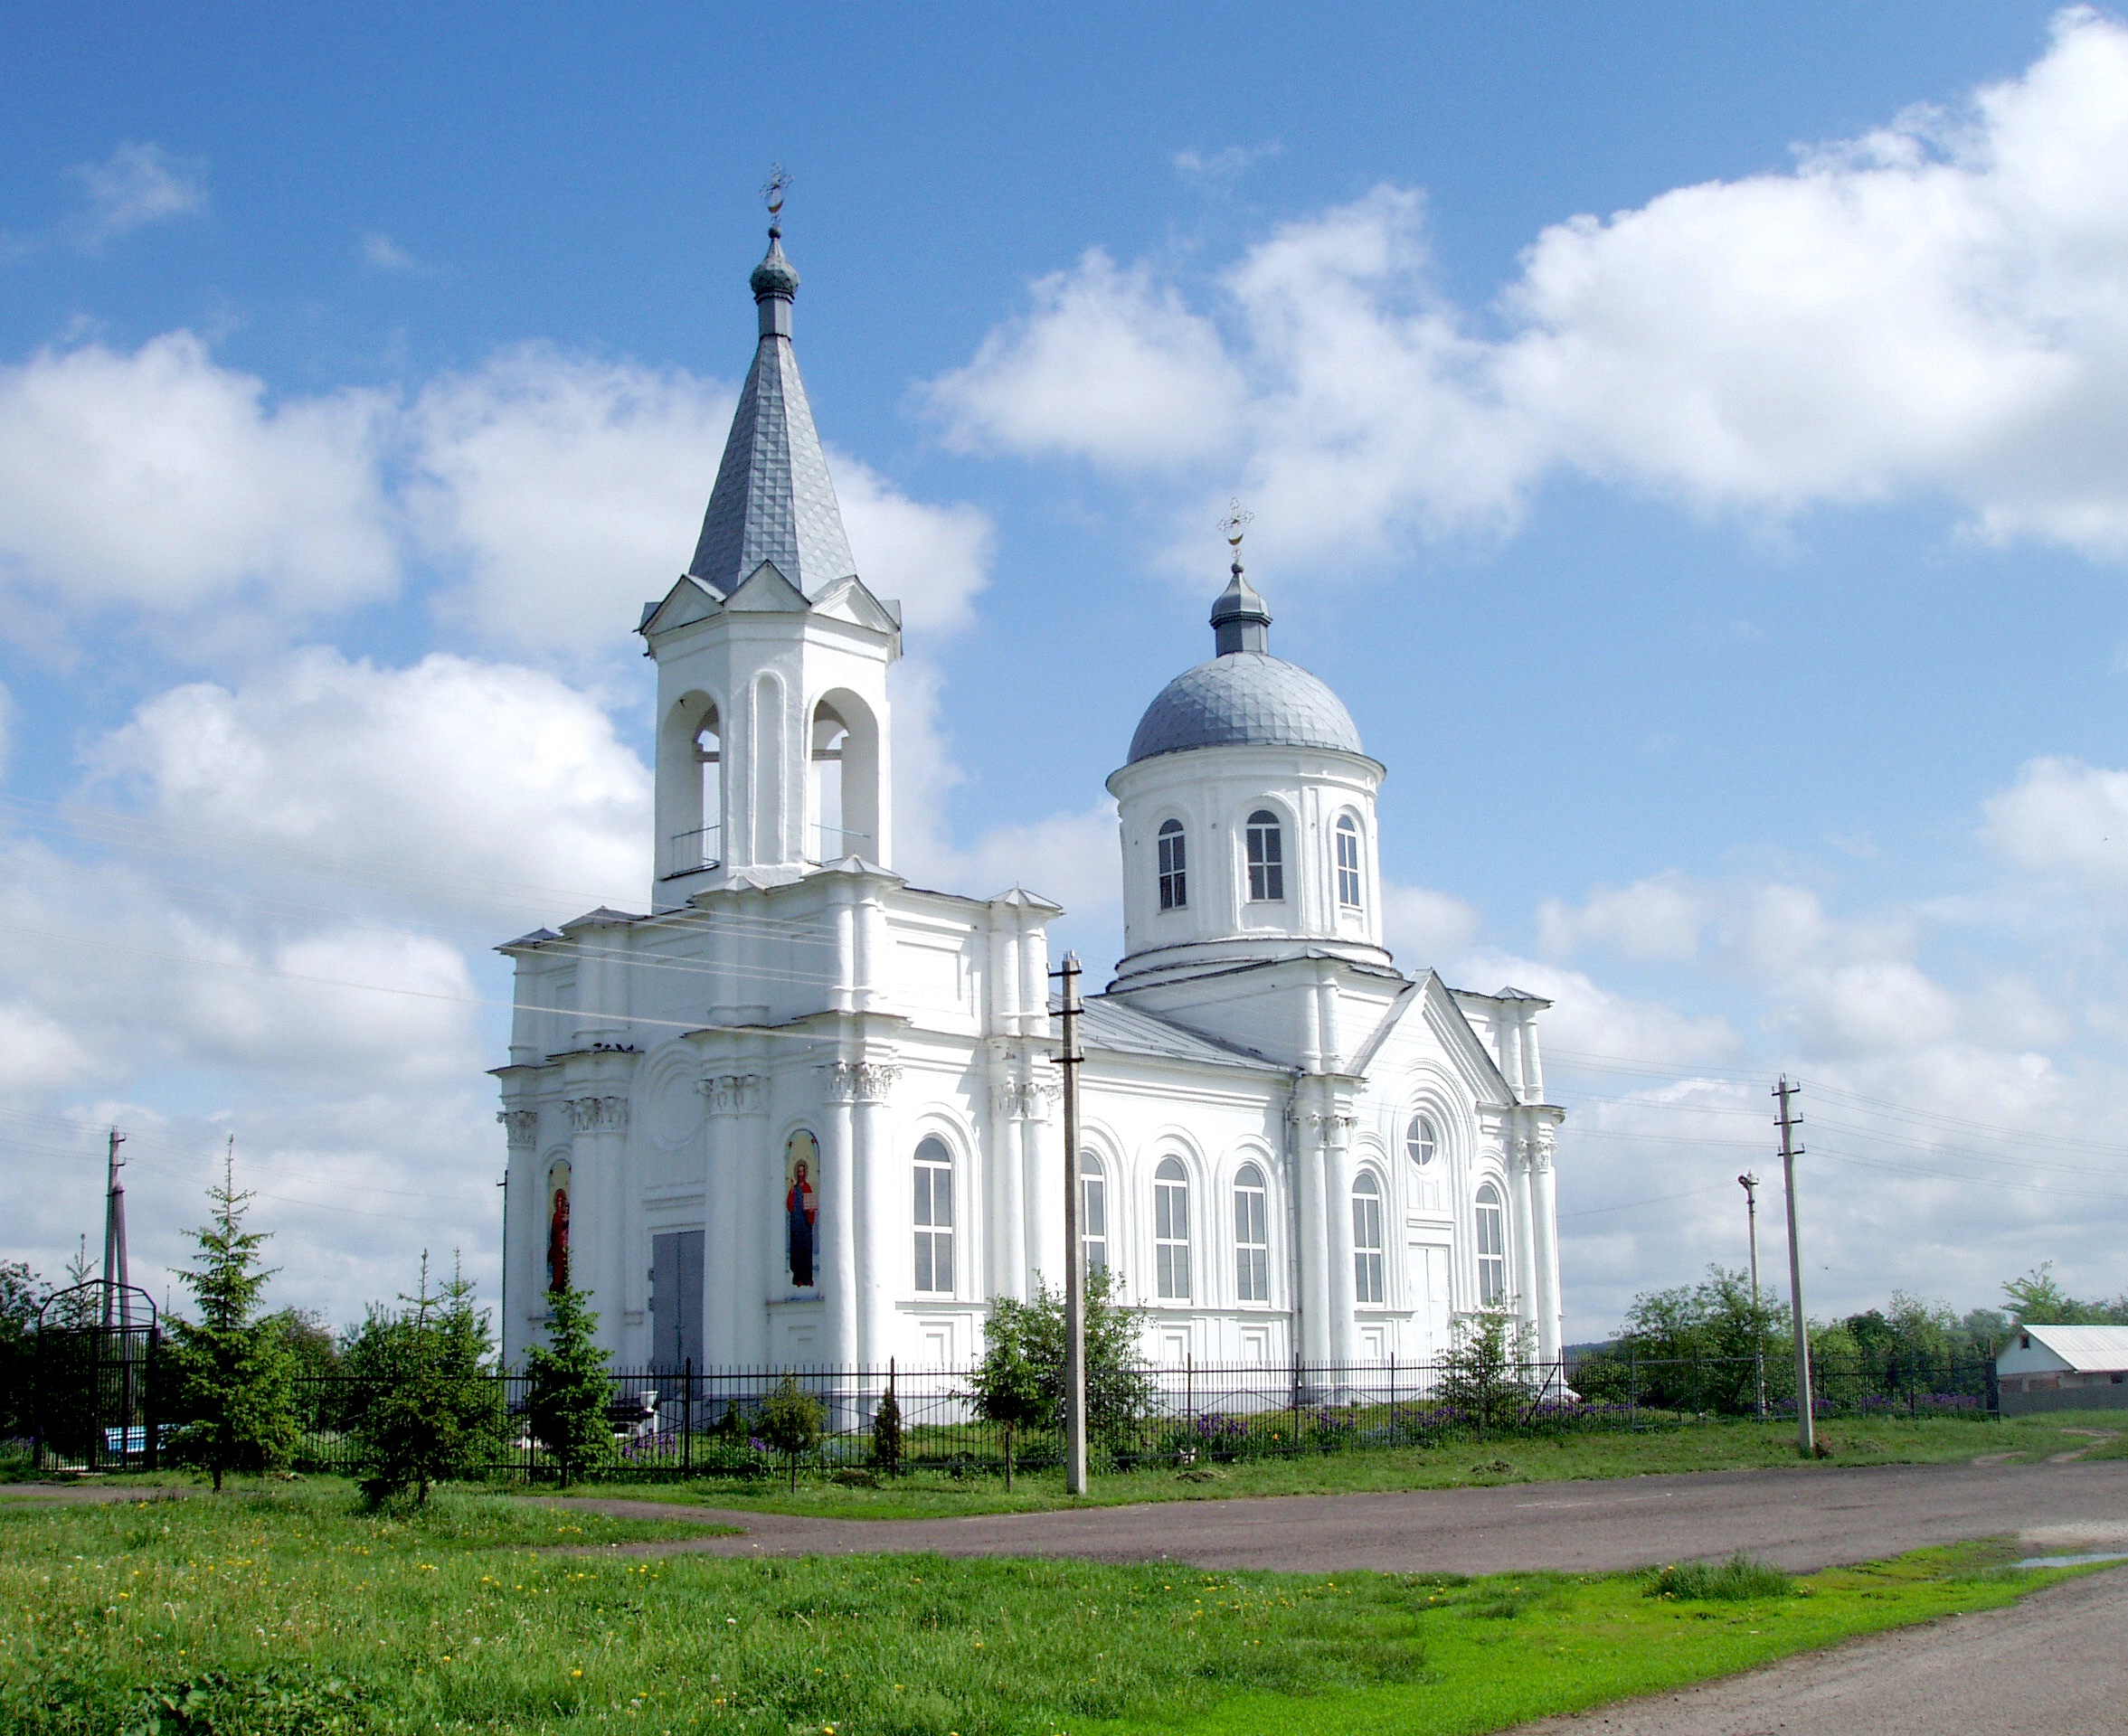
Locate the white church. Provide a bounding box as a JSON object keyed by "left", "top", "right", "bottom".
{"left": 494, "top": 216, "right": 1566, "bottom": 1377}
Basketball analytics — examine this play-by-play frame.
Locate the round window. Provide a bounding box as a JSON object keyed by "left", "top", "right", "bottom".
{"left": 1405, "top": 1114, "right": 1438, "bottom": 1167}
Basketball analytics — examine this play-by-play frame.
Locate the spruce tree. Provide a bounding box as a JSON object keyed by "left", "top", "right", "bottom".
{"left": 345, "top": 1252, "right": 504, "bottom": 1505}
{"left": 167, "top": 1147, "right": 297, "bottom": 1491}
{"left": 524, "top": 1285, "right": 612, "bottom": 1486}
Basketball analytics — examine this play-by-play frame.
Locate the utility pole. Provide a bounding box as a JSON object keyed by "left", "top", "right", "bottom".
{"left": 1055, "top": 952, "right": 1087, "bottom": 1495}
{"left": 100, "top": 1127, "right": 130, "bottom": 1333}
{"left": 1774, "top": 1078, "right": 1814, "bottom": 1458}
{"left": 1737, "top": 1172, "right": 1766, "bottom": 1420}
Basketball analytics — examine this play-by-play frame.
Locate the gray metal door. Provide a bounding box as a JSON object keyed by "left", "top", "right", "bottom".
{"left": 649, "top": 1230, "right": 704, "bottom": 1373}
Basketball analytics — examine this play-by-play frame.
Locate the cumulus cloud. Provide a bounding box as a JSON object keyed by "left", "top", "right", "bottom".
{"left": 0, "top": 334, "right": 396, "bottom": 635}
{"left": 64, "top": 142, "right": 208, "bottom": 249}
{"left": 408, "top": 345, "right": 993, "bottom": 655}
{"left": 1981, "top": 753, "right": 2128, "bottom": 895}
{"left": 1538, "top": 873, "right": 1706, "bottom": 962}
{"left": 91, "top": 648, "right": 651, "bottom": 923}
{"left": 360, "top": 231, "right": 422, "bottom": 274}
{"left": 935, "top": 10, "right": 2128, "bottom": 571}
{"left": 1381, "top": 880, "right": 1482, "bottom": 967}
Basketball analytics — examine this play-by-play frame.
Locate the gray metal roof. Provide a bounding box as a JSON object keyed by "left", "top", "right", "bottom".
{"left": 1128, "top": 651, "right": 1365, "bottom": 764}
{"left": 686, "top": 231, "right": 857, "bottom": 598}
{"left": 2005, "top": 1324, "right": 2128, "bottom": 1372}
{"left": 1070, "top": 994, "right": 1281, "bottom": 1070}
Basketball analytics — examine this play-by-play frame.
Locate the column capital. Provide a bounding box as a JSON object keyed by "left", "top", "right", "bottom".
{"left": 700, "top": 1072, "right": 764, "bottom": 1116}
{"left": 497, "top": 1109, "right": 540, "bottom": 1149}
{"left": 827, "top": 1058, "right": 901, "bottom": 1104}
{"left": 565, "top": 1094, "right": 629, "bottom": 1134}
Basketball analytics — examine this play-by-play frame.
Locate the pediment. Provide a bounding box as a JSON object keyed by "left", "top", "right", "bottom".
{"left": 724, "top": 561, "right": 810, "bottom": 612}
{"left": 638, "top": 575, "right": 724, "bottom": 640}
{"left": 807, "top": 572, "right": 903, "bottom": 637}
{"left": 1356, "top": 971, "right": 1517, "bottom": 1105}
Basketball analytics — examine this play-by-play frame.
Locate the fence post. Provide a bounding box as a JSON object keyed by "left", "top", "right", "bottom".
{"left": 143, "top": 1327, "right": 159, "bottom": 1472}
{"left": 682, "top": 1358, "right": 693, "bottom": 1475}
{"left": 1628, "top": 1343, "right": 1638, "bottom": 1433}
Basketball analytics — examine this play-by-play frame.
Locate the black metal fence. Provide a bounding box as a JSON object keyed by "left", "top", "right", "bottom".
{"left": 7, "top": 1342, "right": 2001, "bottom": 1481}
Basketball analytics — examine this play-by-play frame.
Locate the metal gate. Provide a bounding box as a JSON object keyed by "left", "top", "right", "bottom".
{"left": 31, "top": 1282, "right": 162, "bottom": 1472}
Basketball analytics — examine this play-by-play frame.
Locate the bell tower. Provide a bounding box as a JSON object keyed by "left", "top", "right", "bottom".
{"left": 638, "top": 187, "right": 901, "bottom": 911}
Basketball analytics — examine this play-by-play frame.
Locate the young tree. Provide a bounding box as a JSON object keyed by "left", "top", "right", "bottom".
{"left": 979, "top": 1265, "right": 1152, "bottom": 1448}
{"left": 0, "top": 1260, "right": 45, "bottom": 1440}
{"left": 870, "top": 1375, "right": 903, "bottom": 1476}
{"left": 2002, "top": 1263, "right": 2128, "bottom": 1326}
{"left": 166, "top": 1151, "right": 298, "bottom": 1491}
{"left": 969, "top": 1333, "right": 1045, "bottom": 1489}
{"left": 757, "top": 1374, "right": 824, "bottom": 1493}
{"left": 344, "top": 1254, "right": 504, "bottom": 1505}
{"left": 523, "top": 1285, "right": 612, "bottom": 1487}
{"left": 1438, "top": 1306, "right": 1533, "bottom": 1438}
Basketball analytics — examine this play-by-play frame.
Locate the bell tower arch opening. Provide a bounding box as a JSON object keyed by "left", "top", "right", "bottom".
{"left": 810, "top": 688, "right": 881, "bottom": 863}
{"left": 657, "top": 690, "right": 724, "bottom": 881}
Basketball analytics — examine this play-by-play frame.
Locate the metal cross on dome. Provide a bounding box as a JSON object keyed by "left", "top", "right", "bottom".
{"left": 1220, "top": 499, "right": 1253, "bottom": 566}
{"left": 761, "top": 165, "right": 791, "bottom": 224}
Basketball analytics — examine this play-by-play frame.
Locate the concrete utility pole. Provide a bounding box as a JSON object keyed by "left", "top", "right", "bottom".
{"left": 1738, "top": 1172, "right": 1767, "bottom": 1420}
{"left": 1055, "top": 953, "right": 1087, "bottom": 1495}
{"left": 100, "top": 1127, "right": 130, "bottom": 1333}
{"left": 1774, "top": 1079, "right": 1814, "bottom": 1458}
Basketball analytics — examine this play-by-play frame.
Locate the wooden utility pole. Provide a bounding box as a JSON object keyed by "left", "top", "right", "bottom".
{"left": 1774, "top": 1079, "right": 1813, "bottom": 1458}
{"left": 1738, "top": 1172, "right": 1766, "bottom": 1420}
{"left": 1056, "top": 953, "right": 1087, "bottom": 1495}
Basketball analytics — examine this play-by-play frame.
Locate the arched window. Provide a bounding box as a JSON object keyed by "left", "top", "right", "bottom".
{"left": 1352, "top": 1172, "right": 1386, "bottom": 1305}
{"left": 1335, "top": 814, "right": 1364, "bottom": 909}
{"left": 1233, "top": 1162, "right": 1269, "bottom": 1302}
{"left": 1245, "top": 810, "right": 1284, "bottom": 902}
{"left": 1405, "top": 1114, "right": 1438, "bottom": 1168}
{"left": 1153, "top": 1156, "right": 1191, "bottom": 1300}
{"left": 1475, "top": 1183, "right": 1508, "bottom": 1307}
{"left": 1157, "top": 819, "right": 1187, "bottom": 910}
{"left": 1080, "top": 1151, "right": 1108, "bottom": 1273}
{"left": 913, "top": 1136, "right": 954, "bottom": 1294}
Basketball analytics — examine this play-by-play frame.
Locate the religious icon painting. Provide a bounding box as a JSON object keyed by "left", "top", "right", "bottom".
{"left": 544, "top": 1158, "right": 572, "bottom": 1294}
{"left": 784, "top": 1130, "right": 820, "bottom": 1289}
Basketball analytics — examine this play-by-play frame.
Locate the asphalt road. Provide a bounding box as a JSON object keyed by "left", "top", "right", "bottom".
{"left": 1514, "top": 1564, "right": 2128, "bottom": 1736}
{"left": 561, "top": 1458, "right": 2128, "bottom": 1575}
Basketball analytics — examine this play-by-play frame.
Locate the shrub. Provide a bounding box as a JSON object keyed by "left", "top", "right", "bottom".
{"left": 756, "top": 1375, "right": 824, "bottom": 1492}
{"left": 1438, "top": 1307, "right": 1534, "bottom": 1438}
{"left": 870, "top": 1379, "right": 903, "bottom": 1475}
{"left": 969, "top": 1334, "right": 1045, "bottom": 1489}
{"left": 1647, "top": 1552, "right": 1792, "bottom": 1601}
{"left": 979, "top": 1265, "right": 1152, "bottom": 1448}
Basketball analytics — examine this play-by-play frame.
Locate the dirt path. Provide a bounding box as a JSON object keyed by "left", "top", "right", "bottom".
{"left": 548, "top": 1458, "right": 2128, "bottom": 1576}
{"left": 1510, "top": 1564, "right": 2128, "bottom": 1734}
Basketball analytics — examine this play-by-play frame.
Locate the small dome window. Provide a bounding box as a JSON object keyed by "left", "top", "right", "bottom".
{"left": 1335, "top": 814, "right": 1364, "bottom": 910}
{"left": 1157, "top": 818, "right": 1187, "bottom": 910}
{"left": 1245, "top": 810, "right": 1284, "bottom": 902}
{"left": 1406, "top": 1115, "right": 1438, "bottom": 1168}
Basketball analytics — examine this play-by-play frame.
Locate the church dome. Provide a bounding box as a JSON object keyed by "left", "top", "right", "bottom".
{"left": 1127, "top": 649, "right": 1365, "bottom": 764}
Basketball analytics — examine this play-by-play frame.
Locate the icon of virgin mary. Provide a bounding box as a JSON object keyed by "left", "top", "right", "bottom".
{"left": 545, "top": 1173, "right": 571, "bottom": 1294}
{"left": 785, "top": 1132, "right": 819, "bottom": 1288}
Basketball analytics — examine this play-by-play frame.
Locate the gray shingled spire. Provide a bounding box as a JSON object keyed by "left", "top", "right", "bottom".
{"left": 686, "top": 220, "right": 858, "bottom": 597}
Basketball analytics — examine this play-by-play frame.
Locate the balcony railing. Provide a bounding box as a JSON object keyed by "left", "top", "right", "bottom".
{"left": 667, "top": 825, "right": 721, "bottom": 877}
{"left": 808, "top": 825, "right": 870, "bottom": 864}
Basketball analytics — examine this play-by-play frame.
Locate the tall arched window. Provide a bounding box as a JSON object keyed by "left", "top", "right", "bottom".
{"left": 1335, "top": 814, "right": 1364, "bottom": 909}
{"left": 1475, "top": 1182, "right": 1507, "bottom": 1307}
{"left": 1157, "top": 819, "right": 1187, "bottom": 910}
{"left": 1080, "top": 1151, "right": 1108, "bottom": 1273}
{"left": 913, "top": 1136, "right": 954, "bottom": 1294}
{"left": 1352, "top": 1172, "right": 1386, "bottom": 1305}
{"left": 1245, "top": 810, "right": 1284, "bottom": 901}
{"left": 1233, "top": 1162, "right": 1269, "bottom": 1302}
{"left": 1405, "top": 1114, "right": 1438, "bottom": 1168}
{"left": 1153, "top": 1156, "right": 1192, "bottom": 1300}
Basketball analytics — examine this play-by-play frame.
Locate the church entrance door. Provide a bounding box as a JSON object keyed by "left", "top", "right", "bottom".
{"left": 650, "top": 1230, "right": 705, "bottom": 1374}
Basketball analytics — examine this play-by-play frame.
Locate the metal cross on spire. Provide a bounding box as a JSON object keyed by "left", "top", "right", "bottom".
{"left": 1219, "top": 498, "right": 1253, "bottom": 574}
{"left": 761, "top": 165, "right": 791, "bottom": 233}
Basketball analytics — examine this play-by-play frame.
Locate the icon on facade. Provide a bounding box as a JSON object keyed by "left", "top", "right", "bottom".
{"left": 785, "top": 1131, "right": 819, "bottom": 1288}
{"left": 545, "top": 1158, "right": 572, "bottom": 1293}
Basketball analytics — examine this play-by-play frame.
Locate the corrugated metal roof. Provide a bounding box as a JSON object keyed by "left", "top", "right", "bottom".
{"left": 2013, "top": 1325, "right": 2128, "bottom": 1371}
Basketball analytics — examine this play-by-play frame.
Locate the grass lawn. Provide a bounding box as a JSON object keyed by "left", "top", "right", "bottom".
{"left": 551, "top": 1410, "right": 2128, "bottom": 1521}
{"left": 0, "top": 1476, "right": 2113, "bottom": 1734}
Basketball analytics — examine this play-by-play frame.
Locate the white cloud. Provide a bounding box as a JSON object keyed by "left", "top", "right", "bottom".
{"left": 1538, "top": 873, "right": 1706, "bottom": 961}
{"left": 1981, "top": 753, "right": 2128, "bottom": 894}
{"left": 409, "top": 345, "right": 993, "bottom": 655}
{"left": 1173, "top": 142, "right": 1283, "bottom": 183}
{"left": 360, "top": 231, "right": 422, "bottom": 274}
{"left": 930, "top": 249, "right": 1247, "bottom": 468}
{"left": 934, "top": 10, "right": 2128, "bottom": 571}
{"left": 1381, "top": 880, "right": 1481, "bottom": 967}
{"left": 92, "top": 648, "right": 651, "bottom": 923}
{"left": 0, "top": 334, "right": 396, "bottom": 633}
{"left": 64, "top": 142, "right": 208, "bottom": 249}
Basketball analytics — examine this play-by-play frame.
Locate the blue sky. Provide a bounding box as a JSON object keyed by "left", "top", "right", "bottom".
{"left": 3, "top": 1, "right": 2124, "bottom": 1337}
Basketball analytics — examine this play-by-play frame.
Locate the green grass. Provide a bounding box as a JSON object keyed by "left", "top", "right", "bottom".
{"left": 1646, "top": 1552, "right": 1793, "bottom": 1601}
{"left": 0, "top": 1477, "right": 2112, "bottom": 1734}
{"left": 563, "top": 1410, "right": 2128, "bottom": 1520}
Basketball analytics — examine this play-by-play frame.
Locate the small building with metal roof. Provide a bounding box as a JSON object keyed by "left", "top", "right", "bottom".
{"left": 1994, "top": 1324, "right": 2128, "bottom": 1414}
